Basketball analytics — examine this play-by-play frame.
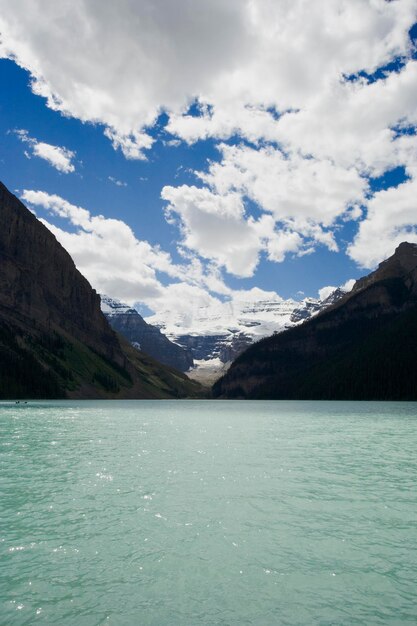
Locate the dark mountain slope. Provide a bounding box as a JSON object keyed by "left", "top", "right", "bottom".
{"left": 0, "top": 181, "right": 201, "bottom": 399}
{"left": 213, "top": 242, "right": 417, "bottom": 400}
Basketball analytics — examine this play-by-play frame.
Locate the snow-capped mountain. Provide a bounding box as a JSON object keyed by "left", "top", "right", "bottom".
{"left": 101, "top": 296, "right": 135, "bottom": 316}
{"left": 101, "top": 295, "right": 194, "bottom": 372}
{"left": 102, "top": 286, "right": 349, "bottom": 383}
{"left": 146, "top": 289, "right": 348, "bottom": 369}
{"left": 148, "top": 294, "right": 297, "bottom": 339}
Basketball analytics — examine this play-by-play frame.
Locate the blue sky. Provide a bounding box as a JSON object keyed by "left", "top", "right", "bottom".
{"left": 0, "top": 1, "right": 416, "bottom": 320}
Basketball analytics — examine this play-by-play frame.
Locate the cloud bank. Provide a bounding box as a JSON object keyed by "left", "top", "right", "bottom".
{"left": 1, "top": 0, "right": 417, "bottom": 276}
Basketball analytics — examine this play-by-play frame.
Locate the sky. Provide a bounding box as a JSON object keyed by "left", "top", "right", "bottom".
{"left": 1, "top": 0, "right": 417, "bottom": 320}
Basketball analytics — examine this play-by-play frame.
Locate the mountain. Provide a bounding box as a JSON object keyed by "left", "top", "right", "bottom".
{"left": 213, "top": 243, "right": 417, "bottom": 400}
{"left": 101, "top": 295, "right": 193, "bottom": 371}
{"left": 290, "top": 297, "right": 323, "bottom": 323}
{"left": 148, "top": 291, "right": 346, "bottom": 381}
{"left": 0, "top": 181, "right": 201, "bottom": 399}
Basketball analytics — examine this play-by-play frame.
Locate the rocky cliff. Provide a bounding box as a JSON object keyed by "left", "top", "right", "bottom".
{"left": 213, "top": 243, "right": 417, "bottom": 400}
{"left": 0, "top": 182, "right": 122, "bottom": 364}
{"left": 0, "top": 181, "right": 201, "bottom": 399}
{"left": 101, "top": 296, "right": 194, "bottom": 372}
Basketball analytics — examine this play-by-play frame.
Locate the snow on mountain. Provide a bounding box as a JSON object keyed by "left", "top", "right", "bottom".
{"left": 146, "top": 288, "right": 349, "bottom": 373}
{"left": 101, "top": 295, "right": 136, "bottom": 316}
{"left": 147, "top": 293, "right": 299, "bottom": 340}
{"left": 100, "top": 294, "right": 194, "bottom": 372}
{"left": 102, "top": 285, "right": 350, "bottom": 383}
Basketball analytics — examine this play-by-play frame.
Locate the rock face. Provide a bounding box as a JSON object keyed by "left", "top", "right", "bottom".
{"left": 0, "top": 181, "right": 201, "bottom": 399}
{"left": 101, "top": 296, "right": 193, "bottom": 372}
{"left": 0, "top": 182, "right": 122, "bottom": 364}
{"left": 213, "top": 243, "right": 417, "bottom": 400}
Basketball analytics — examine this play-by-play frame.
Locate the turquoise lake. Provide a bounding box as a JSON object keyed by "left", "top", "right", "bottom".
{"left": 1, "top": 400, "right": 416, "bottom": 625}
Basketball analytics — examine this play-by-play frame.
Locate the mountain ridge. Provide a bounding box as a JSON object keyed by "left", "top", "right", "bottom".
{"left": 213, "top": 242, "right": 417, "bottom": 400}
{"left": 101, "top": 295, "right": 194, "bottom": 372}
{"left": 0, "top": 181, "right": 201, "bottom": 399}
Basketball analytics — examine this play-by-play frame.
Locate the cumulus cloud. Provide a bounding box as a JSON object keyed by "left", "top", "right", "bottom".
{"left": 104, "top": 128, "right": 154, "bottom": 160}
{"left": 21, "top": 189, "right": 168, "bottom": 301}
{"left": 200, "top": 144, "right": 366, "bottom": 225}
{"left": 2, "top": 1, "right": 417, "bottom": 269}
{"left": 274, "top": 61, "right": 417, "bottom": 175}
{"left": 199, "top": 143, "right": 366, "bottom": 259}
{"left": 1, "top": 1, "right": 415, "bottom": 156}
{"left": 162, "top": 185, "right": 264, "bottom": 276}
{"left": 147, "top": 284, "right": 294, "bottom": 335}
{"left": 348, "top": 175, "right": 417, "bottom": 267}
{"left": 161, "top": 140, "right": 367, "bottom": 271}
{"left": 21, "top": 189, "right": 301, "bottom": 333}
{"left": 19, "top": 189, "right": 238, "bottom": 309}
{"left": 0, "top": 0, "right": 252, "bottom": 158}
{"left": 13, "top": 129, "right": 75, "bottom": 173}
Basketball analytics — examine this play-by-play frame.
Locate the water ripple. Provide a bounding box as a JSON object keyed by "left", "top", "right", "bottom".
{"left": 0, "top": 400, "right": 416, "bottom": 625}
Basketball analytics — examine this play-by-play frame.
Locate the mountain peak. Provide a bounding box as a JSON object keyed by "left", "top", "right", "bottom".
{"left": 214, "top": 242, "right": 417, "bottom": 400}
{"left": 100, "top": 295, "right": 137, "bottom": 316}
{"left": 395, "top": 241, "right": 417, "bottom": 253}
{"left": 351, "top": 241, "right": 417, "bottom": 297}
{"left": 382, "top": 241, "right": 417, "bottom": 269}
{"left": 101, "top": 294, "right": 194, "bottom": 372}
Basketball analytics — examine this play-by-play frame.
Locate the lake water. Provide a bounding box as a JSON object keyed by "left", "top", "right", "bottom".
{"left": 1, "top": 400, "right": 416, "bottom": 625}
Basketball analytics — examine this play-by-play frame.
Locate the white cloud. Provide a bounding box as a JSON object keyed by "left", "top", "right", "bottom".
{"left": 348, "top": 175, "right": 417, "bottom": 267}
{"left": 201, "top": 142, "right": 366, "bottom": 231}
{"left": 0, "top": 0, "right": 253, "bottom": 158}
{"left": 21, "top": 189, "right": 168, "bottom": 301}
{"left": 267, "top": 231, "right": 304, "bottom": 263}
{"left": 274, "top": 61, "right": 417, "bottom": 175}
{"left": 32, "top": 142, "right": 75, "bottom": 173}
{"left": 145, "top": 282, "right": 224, "bottom": 331}
{"left": 1, "top": 0, "right": 415, "bottom": 158}
{"left": 104, "top": 128, "right": 154, "bottom": 160}
{"left": 318, "top": 279, "right": 356, "bottom": 301}
{"left": 161, "top": 142, "right": 368, "bottom": 269}
{"left": 162, "top": 185, "right": 263, "bottom": 277}
{"left": 19, "top": 189, "right": 238, "bottom": 311}
{"left": 147, "top": 284, "right": 295, "bottom": 336}
{"left": 2, "top": 1, "right": 417, "bottom": 272}
{"left": 13, "top": 128, "right": 75, "bottom": 173}
{"left": 200, "top": 144, "right": 366, "bottom": 223}
{"left": 108, "top": 176, "right": 127, "bottom": 187}
{"left": 20, "top": 189, "right": 302, "bottom": 335}
{"left": 318, "top": 285, "right": 338, "bottom": 301}
{"left": 162, "top": 138, "right": 182, "bottom": 148}
{"left": 342, "top": 279, "right": 356, "bottom": 293}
